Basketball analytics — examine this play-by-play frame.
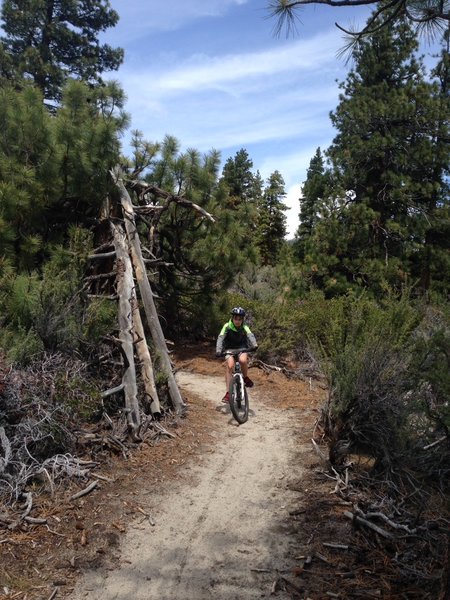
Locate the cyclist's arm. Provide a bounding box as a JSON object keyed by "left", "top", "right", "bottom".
{"left": 244, "top": 326, "right": 257, "bottom": 350}
{"left": 216, "top": 323, "right": 229, "bottom": 356}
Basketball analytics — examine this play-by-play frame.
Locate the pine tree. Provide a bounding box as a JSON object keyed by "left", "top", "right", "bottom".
{"left": 0, "top": 82, "right": 56, "bottom": 269}
{"left": 0, "top": 0, "right": 123, "bottom": 102}
{"left": 269, "top": 0, "right": 449, "bottom": 42}
{"left": 50, "top": 80, "right": 129, "bottom": 227}
{"left": 295, "top": 147, "right": 331, "bottom": 259}
{"left": 313, "top": 13, "right": 449, "bottom": 295}
{"left": 0, "top": 79, "right": 128, "bottom": 269}
{"left": 221, "top": 148, "right": 256, "bottom": 208}
{"left": 138, "top": 141, "right": 257, "bottom": 336}
{"left": 256, "top": 170, "right": 288, "bottom": 265}
{"left": 412, "top": 31, "right": 450, "bottom": 294}
{"left": 219, "top": 147, "right": 259, "bottom": 255}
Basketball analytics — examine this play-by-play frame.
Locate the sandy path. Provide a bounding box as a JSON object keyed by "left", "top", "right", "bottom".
{"left": 69, "top": 371, "right": 305, "bottom": 600}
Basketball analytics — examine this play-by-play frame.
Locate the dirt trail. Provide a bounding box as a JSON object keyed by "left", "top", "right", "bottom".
{"left": 69, "top": 370, "right": 312, "bottom": 600}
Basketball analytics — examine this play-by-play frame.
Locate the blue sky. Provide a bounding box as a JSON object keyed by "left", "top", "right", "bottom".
{"left": 99, "top": 2, "right": 378, "bottom": 235}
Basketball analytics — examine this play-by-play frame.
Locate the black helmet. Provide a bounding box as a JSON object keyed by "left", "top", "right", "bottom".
{"left": 231, "top": 306, "right": 246, "bottom": 317}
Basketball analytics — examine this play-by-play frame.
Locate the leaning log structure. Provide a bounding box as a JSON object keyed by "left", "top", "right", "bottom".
{"left": 90, "top": 167, "right": 216, "bottom": 436}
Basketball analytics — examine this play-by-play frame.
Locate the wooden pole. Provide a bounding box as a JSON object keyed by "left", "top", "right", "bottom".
{"left": 132, "top": 298, "right": 162, "bottom": 419}
{"left": 111, "top": 221, "right": 141, "bottom": 438}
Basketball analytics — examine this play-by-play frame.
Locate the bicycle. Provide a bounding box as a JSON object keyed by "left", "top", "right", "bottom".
{"left": 223, "top": 347, "right": 256, "bottom": 425}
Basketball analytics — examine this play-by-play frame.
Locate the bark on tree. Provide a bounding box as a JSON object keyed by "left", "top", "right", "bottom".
{"left": 111, "top": 221, "right": 142, "bottom": 438}
{"left": 132, "top": 298, "right": 162, "bottom": 419}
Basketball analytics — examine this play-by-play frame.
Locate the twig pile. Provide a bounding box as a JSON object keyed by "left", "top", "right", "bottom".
{"left": 0, "top": 352, "right": 179, "bottom": 529}
{"left": 309, "top": 435, "right": 450, "bottom": 599}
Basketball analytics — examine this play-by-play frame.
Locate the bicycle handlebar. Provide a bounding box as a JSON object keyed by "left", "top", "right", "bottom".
{"left": 222, "top": 347, "right": 257, "bottom": 355}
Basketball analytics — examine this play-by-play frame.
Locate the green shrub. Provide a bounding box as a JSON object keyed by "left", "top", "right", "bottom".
{"left": 0, "top": 227, "right": 94, "bottom": 363}
{"left": 83, "top": 298, "right": 117, "bottom": 343}
{"left": 54, "top": 372, "right": 102, "bottom": 422}
{"left": 308, "top": 290, "right": 450, "bottom": 484}
{"left": 1, "top": 326, "right": 44, "bottom": 365}
{"left": 409, "top": 305, "right": 450, "bottom": 439}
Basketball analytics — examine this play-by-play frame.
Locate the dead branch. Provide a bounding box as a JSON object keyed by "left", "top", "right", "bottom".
{"left": 87, "top": 293, "right": 118, "bottom": 300}
{"left": 70, "top": 480, "right": 99, "bottom": 501}
{"left": 423, "top": 435, "right": 447, "bottom": 450}
{"left": 101, "top": 383, "right": 125, "bottom": 398}
{"left": 344, "top": 510, "right": 393, "bottom": 539}
{"left": 88, "top": 250, "right": 116, "bottom": 260}
{"left": 315, "top": 551, "right": 333, "bottom": 564}
{"left": 251, "top": 358, "right": 299, "bottom": 379}
{"left": 142, "top": 258, "right": 174, "bottom": 267}
{"left": 134, "top": 205, "right": 165, "bottom": 214}
{"left": 322, "top": 542, "right": 349, "bottom": 550}
{"left": 0, "top": 426, "right": 11, "bottom": 474}
{"left": 40, "top": 454, "right": 93, "bottom": 479}
{"left": 252, "top": 358, "right": 284, "bottom": 373}
{"left": 20, "top": 491, "right": 33, "bottom": 520}
{"left": 90, "top": 473, "right": 114, "bottom": 483}
{"left": 311, "top": 438, "right": 329, "bottom": 463}
{"left": 330, "top": 465, "right": 348, "bottom": 493}
{"left": 90, "top": 240, "right": 115, "bottom": 254}
{"left": 84, "top": 271, "right": 116, "bottom": 281}
{"left": 362, "top": 510, "right": 417, "bottom": 534}
{"left": 103, "top": 433, "right": 129, "bottom": 458}
{"left": 24, "top": 516, "right": 47, "bottom": 524}
{"left": 141, "top": 245, "right": 157, "bottom": 259}
{"left": 151, "top": 422, "right": 176, "bottom": 439}
{"left": 129, "top": 180, "right": 216, "bottom": 223}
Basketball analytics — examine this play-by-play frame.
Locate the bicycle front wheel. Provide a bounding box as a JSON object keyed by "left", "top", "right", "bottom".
{"left": 229, "top": 374, "right": 249, "bottom": 424}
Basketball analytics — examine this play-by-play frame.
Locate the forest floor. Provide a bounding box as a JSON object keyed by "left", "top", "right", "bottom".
{"left": 0, "top": 344, "right": 448, "bottom": 600}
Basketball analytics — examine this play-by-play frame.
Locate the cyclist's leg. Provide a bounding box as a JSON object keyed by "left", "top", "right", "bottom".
{"left": 238, "top": 352, "right": 249, "bottom": 377}
{"left": 238, "top": 352, "right": 253, "bottom": 387}
{"left": 225, "top": 354, "right": 235, "bottom": 390}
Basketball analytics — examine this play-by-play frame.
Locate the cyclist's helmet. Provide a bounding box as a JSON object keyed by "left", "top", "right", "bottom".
{"left": 231, "top": 306, "right": 246, "bottom": 317}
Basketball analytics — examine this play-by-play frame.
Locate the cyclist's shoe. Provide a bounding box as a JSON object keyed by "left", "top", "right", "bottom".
{"left": 222, "top": 391, "right": 230, "bottom": 403}
{"left": 244, "top": 376, "right": 254, "bottom": 388}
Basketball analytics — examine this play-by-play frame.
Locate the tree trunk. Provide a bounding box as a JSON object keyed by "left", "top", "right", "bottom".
{"left": 112, "top": 170, "right": 185, "bottom": 414}
{"left": 111, "top": 221, "right": 141, "bottom": 438}
{"left": 132, "top": 299, "right": 162, "bottom": 419}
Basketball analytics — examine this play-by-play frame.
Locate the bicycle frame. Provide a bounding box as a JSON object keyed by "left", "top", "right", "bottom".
{"left": 224, "top": 348, "right": 253, "bottom": 424}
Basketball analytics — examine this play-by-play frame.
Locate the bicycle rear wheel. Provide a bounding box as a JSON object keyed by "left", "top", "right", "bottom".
{"left": 229, "top": 374, "right": 249, "bottom": 424}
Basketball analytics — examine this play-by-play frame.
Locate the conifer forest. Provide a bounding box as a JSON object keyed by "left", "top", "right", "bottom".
{"left": 0, "top": 1, "right": 449, "bottom": 599}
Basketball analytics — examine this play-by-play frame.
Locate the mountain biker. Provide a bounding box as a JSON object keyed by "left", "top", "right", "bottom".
{"left": 216, "top": 306, "right": 257, "bottom": 403}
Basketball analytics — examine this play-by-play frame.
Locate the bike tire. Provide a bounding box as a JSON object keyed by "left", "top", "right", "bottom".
{"left": 229, "top": 374, "right": 249, "bottom": 424}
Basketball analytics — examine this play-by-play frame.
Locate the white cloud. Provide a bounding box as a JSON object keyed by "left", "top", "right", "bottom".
{"left": 117, "top": 29, "right": 345, "bottom": 157}
{"left": 110, "top": 9, "right": 352, "bottom": 237}
{"left": 109, "top": 0, "right": 250, "bottom": 41}
{"left": 122, "top": 33, "right": 341, "bottom": 97}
